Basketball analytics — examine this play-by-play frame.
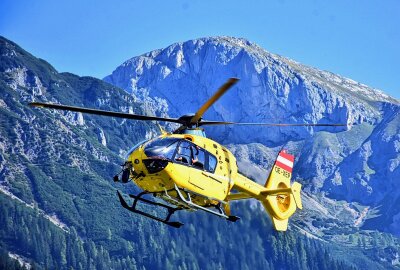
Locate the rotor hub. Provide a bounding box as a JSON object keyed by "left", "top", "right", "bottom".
{"left": 177, "top": 114, "right": 200, "bottom": 127}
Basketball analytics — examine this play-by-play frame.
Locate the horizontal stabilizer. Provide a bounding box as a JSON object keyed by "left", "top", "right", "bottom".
{"left": 291, "top": 182, "right": 302, "bottom": 209}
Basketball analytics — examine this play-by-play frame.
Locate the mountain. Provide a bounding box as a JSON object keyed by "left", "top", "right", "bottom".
{"left": 104, "top": 36, "right": 400, "bottom": 237}
{"left": 0, "top": 36, "right": 161, "bottom": 269}
{"left": 104, "top": 36, "right": 396, "bottom": 144}
{"left": 0, "top": 35, "right": 399, "bottom": 269}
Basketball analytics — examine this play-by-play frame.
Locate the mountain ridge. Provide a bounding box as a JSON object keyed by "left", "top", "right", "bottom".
{"left": 106, "top": 36, "right": 398, "bottom": 104}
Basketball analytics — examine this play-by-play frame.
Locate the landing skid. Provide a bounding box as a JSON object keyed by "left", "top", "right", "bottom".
{"left": 117, "top": 184, "right": 240, "bottom": 228}
{"left": 117, "top": 191, "right": 184, "bottom": 228}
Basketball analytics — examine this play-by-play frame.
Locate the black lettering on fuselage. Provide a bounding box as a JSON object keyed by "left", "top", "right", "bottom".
{"left": 274, "top": 166, "right": 291, "bottom": 179}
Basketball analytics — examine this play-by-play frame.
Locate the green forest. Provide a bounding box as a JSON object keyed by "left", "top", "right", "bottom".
{"left": 1, "top": 193, "right": 365, "bottom": 270}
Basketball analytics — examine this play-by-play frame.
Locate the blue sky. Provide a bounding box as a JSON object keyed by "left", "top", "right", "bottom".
{"left": 1, "top": 0, "right": 399, "bottom": 98}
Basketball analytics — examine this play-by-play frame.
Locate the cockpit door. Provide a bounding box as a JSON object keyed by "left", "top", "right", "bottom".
{"left": 187, "top": 143, "right": 227, "bottom": 200}
{"left": 172, "top": 140, "right": 227, "bottom": 200}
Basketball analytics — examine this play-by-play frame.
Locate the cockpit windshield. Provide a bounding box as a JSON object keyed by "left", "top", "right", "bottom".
{"left": 144, "top": 137, "right": 179, "bottom": 160}
{"left": 143, "top": 137, "right": 218, "bottom": 173}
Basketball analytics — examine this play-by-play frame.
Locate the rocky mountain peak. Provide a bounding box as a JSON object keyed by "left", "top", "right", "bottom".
{"left": 105, "top": 36, "right": 397, "bottom": 146}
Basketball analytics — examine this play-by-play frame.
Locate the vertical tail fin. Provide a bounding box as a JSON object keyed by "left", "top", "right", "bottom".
{"left": 264, "top": 150, "right": 294, "bottom": 188}
{"left": 260, "top": 150, "right": 302, "bottom": 231}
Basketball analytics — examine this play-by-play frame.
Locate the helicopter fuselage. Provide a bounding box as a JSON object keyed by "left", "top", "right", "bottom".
{"left": 125, "top": 133, "right": 238, "bottom": 206}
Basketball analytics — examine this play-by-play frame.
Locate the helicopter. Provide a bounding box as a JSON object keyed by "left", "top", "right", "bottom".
{"left": 29, "top": 78, "right": 346, "bottom": 230}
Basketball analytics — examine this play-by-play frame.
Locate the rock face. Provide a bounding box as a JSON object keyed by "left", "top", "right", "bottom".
{"left": 104, "top": 37, "right": 396, "bottom": 145}
{"left": 105, "top": 36, "right": 400, "bottom": 235}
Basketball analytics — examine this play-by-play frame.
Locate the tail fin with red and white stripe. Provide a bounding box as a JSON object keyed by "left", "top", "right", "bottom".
{"left": 265, "top": 150, "right": 295, "bottom": 187}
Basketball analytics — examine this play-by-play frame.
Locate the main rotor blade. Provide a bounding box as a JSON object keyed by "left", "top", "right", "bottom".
{"left": 190, "top": 78, "right": 239, "bottom": 125}
{"left": 29, "top": 102, "right": 182, "bottom": 123}
{"left": 200, "top": 121, "right": 347, "bottom": 127}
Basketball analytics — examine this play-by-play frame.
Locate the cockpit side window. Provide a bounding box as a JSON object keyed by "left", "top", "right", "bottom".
{"left": 173, "top": 140, "right": 219, "bottom": 172}
{"left": 191, "top": 145, "right": 205, "bottom": 170}
{"left": 175, "top": 140, "right": 192, "bottom": 164}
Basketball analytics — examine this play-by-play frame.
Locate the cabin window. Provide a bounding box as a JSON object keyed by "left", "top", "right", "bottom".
{"left": 207, "top": 154, "right": 217, "bottom": 173}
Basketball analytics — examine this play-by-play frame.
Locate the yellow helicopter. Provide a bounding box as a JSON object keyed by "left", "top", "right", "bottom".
{"left": 30, "top": 78, "right": 345, "bottom": 230}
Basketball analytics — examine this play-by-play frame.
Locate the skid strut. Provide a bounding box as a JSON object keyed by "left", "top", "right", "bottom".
{"left": 173, "top": 185, "right": 240, "bottom": 222}
{"left": 117, "top": 191, "right": 184, "bottom": 228}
